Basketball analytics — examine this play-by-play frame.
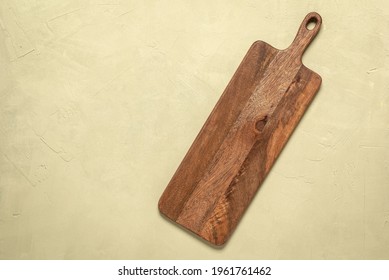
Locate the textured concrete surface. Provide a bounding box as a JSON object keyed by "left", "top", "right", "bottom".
{"left": 0, "top": 0, "right": 388, "bottom": 259}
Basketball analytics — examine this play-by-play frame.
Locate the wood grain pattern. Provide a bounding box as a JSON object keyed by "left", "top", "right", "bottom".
{"left": 159, "top": 12, "right": 323, "bottom": 246}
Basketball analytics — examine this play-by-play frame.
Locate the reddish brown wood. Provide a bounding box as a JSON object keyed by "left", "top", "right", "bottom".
{"left": 159, "top": 12, "right": 323, "bottom": 246}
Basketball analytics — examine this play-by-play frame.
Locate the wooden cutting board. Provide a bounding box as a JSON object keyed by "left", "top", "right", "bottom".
{"left": 159, "top": 12, "right": 322, "bottom": 246}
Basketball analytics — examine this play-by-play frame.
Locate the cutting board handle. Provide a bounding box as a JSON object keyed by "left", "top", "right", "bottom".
{"left": 288, "top": 12, "right": 322, "bottom": 60}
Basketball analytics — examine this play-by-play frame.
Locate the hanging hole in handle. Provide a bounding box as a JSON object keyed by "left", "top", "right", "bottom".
{"left": 306, "top": 16, "right": 318, "bottom": 30}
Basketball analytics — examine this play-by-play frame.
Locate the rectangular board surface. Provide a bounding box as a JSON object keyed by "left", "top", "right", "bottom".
{"left": 159, "top": 12, "right": 323, "bottom": 246}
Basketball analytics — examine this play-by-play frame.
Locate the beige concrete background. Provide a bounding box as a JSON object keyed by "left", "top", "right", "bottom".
{"left": 0, "top": 0, "right": 388, "bottom": 259}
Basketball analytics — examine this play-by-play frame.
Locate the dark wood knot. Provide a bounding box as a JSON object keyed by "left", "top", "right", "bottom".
{"left": 254, "top": 115, "right": 268, "bottom": 133}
